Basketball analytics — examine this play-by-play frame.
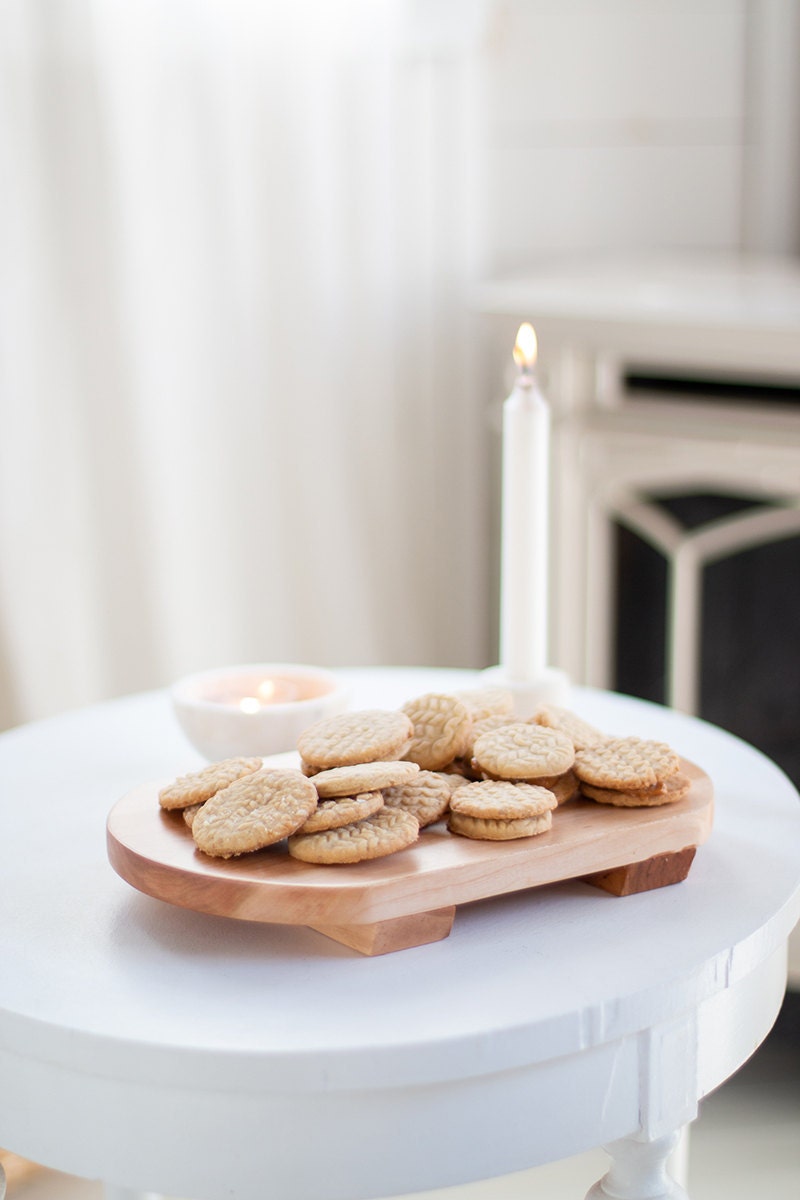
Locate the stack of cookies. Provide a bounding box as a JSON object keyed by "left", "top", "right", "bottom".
{"left": 448, "top": 781, "right": 557, "bottom": 841}
{"left": 156, "top": 689, "right": 691, "bottom": 863}
{"left": 468, "top": 723, "right": 577, "bottom": 803}
{"left": 573, "top": 737, "right": 690, "bottom": 807}
{"left": 291, "top": 710, "right": 422, "bottom": 863}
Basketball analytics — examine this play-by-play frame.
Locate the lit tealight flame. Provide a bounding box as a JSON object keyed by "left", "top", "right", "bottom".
{"left": 238, "top": 681, "right": 278, "bottom": 712}
{"left": 512, "top": 322, "right": 538, "bottom": 372}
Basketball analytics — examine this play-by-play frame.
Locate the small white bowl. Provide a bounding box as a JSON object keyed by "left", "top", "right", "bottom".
{"left": 171, "top": 663, "right": 350, "bottom": 761}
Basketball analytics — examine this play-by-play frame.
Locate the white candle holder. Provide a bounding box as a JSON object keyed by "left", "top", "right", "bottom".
{"left": 480, "top": 664, "right": 571, "bottom": 719}
{"left": 170, "top": 663, "right": 350, "bottom": 761}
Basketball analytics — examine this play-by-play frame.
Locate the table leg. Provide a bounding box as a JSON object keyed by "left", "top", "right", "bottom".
{"left": 667, "top": 1125, "right": 690, "bottom": 1189}
{"left": 585, "top": 1130, "right": 689, "bottom": 1199}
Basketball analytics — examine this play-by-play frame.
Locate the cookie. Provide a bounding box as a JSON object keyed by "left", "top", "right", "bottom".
{"left": 453, "top": 686, "right": 515, "bottom": 722}
{"left": 297, "top": 710, "right": 413, "bottom": 770}
{"left": 550, "top": 769, "right": 580, "bottom": 805}
{"left": 435, "top": 770, "right": 471, "bottom": 794}
{"left": 297, "top": 791, "right": 384, "bottom": 833}
{"left": 464, "top": 714, "right": 520, "bottom": 759}
{"left": 288, "top": 807, "right": 419, "bottom": 864}
{"left": 472, "top": 724, "right": 574, "bottom": 782}
{"left": 471, "top": 762, "right": 563, "bottom": 786}
{"left": 182, "top": 803, "right": 203, "bottom": 829}
{"left": 382, "top": 770, "right": 451, "bottom": 827}
{"left": 158, "top": 757, "right": 264, "bottom": 810}
{"left": 311, "top": 760, "right": 420, "bottom": 798}
{"left": 448, "top": 811, "right": 553, "bottom": 841}
{"left": 449, "top": 780, "right": 557, "bottom": 820}
{"left": 192, "top": 768, "right": 318, "bottom": 859}
{"left": 581, "top": 771, "right": 691, "bottom": 808}
{"left": 533, "top": 705, "right": 607, "bottom": 751}
{"left": 401, "top": 693, "right": 473, "bottom": 770}
{"left": 574, "top": 737, "right": 680, "bottom": 791}
{"left": 439, "top": 757, "right": 480, "bottom": 781}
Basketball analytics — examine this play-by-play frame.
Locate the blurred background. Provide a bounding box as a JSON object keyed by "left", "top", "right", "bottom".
{"left": 2, "top": 0, "right": 799, "bottom": 730}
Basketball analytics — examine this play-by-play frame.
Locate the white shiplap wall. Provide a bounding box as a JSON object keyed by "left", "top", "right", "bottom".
{"left": 480, "top": 0, "right": 799, "bottom": 271}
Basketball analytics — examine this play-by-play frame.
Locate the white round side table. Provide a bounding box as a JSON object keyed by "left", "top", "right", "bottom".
{"left": 0, "top": 667, "right": 798, "bottom": 1200}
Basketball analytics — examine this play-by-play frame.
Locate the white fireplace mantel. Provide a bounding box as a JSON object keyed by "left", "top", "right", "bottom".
{"left": 477, "top": 251, "right": 800, "bottom": 378}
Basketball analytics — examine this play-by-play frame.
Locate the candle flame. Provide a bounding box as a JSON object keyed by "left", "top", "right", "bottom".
{"left": 257, "top": 680, "right": 276, "bottom": 702}
{"left": 512, "top": 323, "right": 538, "bottom": 371}
{"left": 239, "top": 696, "right": 261, "bottom": 714}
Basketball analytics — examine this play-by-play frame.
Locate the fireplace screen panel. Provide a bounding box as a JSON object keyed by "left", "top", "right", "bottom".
{"left": 612, "top": 492, "right": 800, "bottom": 790}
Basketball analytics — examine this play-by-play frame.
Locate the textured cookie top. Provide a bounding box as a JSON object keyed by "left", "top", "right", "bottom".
{"left": 464, "top": 714, "right": 520, "bottom": 758}
{"left": 312, "top": 759, "right": 420, "bottom": 798}
{"left": 297, "top": 709, "right": 413, "bottom": 770}
{"left": 288, "top": 807, "right": 419, "bottom": 864}
{"left": 533, "top": 705, "right": 607, "bottom": 751}
{"left": 298, "top": 791, "right": 384, "bottom": 833}
{"left": 401, "top": 693, "right": 473, "bottom": 770}
{"left": 192, "top": 768, "right": 318, "bottom": 858}
{"left": 382, "top": 770, "right": 452, "bottom": 828}
{"left": 574, "top": 737, "right": 680, "bottom": 790}
{"left": 158, "top": 757, "right": 263, "bottom": 810}
{"left": 449, "top": 780, "right": 557, "bottom": 820}
{"left": 472, "top": 724, "right": 574, "bottom": 781}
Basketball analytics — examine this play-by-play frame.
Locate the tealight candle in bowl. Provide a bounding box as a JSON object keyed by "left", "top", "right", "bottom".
{"left": 170, "top": 663, "right": 350, "bottom": 761}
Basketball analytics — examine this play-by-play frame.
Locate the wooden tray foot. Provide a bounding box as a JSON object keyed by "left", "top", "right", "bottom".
{"left": 583, "top": 846, "right": 697, "bottom": 897}
{"left": 309, "top": 905, "right": 457, "bottom": 956}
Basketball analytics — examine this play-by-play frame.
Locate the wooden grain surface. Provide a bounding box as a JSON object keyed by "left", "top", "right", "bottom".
{"left": 106, "top": 758, "right": 713, "bottom": 929}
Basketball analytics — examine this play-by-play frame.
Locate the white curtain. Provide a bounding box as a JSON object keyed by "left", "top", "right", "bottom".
{"left": 0, "top": 0, "right": 491, "bottom": 725}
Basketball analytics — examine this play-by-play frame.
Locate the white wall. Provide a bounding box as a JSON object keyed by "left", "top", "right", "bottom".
{"left": 481, "top": 0, "right": 800, "bottom": 273}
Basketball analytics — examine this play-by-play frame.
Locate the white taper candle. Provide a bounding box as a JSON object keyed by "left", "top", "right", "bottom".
{"left": 499, "top": 323, "right": 550, "bottom": 682}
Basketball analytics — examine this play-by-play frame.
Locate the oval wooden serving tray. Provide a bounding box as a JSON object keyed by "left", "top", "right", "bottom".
{"left": 107, "top": 758, "right": 713, "bottom": 955}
